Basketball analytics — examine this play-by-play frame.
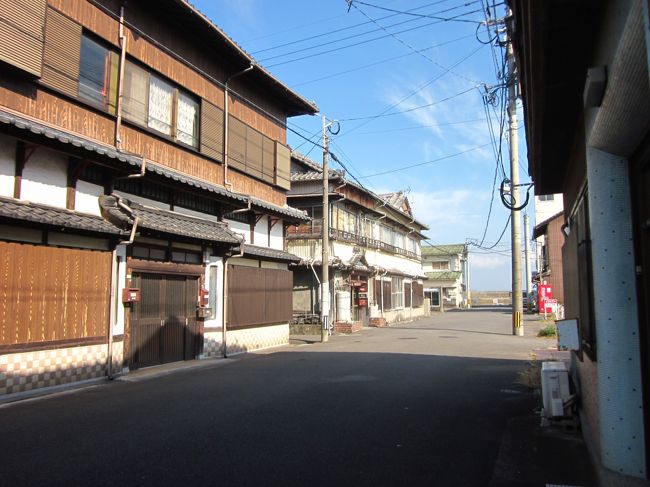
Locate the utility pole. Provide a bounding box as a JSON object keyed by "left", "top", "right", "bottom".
{"left": 465, "top": 250, "right": 471, "bottom": 308}
{"left": 507, "top": 22, "right": 524, "bottom": 336}
{"left": 321, "top": 115, "right": 330, "bottom": 342}
{"left": 523, "top": 213, "right": 532, "bottom": 301}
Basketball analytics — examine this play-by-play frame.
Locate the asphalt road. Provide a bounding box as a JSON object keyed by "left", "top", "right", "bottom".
{"left": 0, "top": 309, "right": 569, "bottom": 487}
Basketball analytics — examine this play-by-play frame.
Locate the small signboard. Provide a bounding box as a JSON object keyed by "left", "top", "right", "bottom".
{"left": 556, "top": 318, "right": 580, "bottom": 351}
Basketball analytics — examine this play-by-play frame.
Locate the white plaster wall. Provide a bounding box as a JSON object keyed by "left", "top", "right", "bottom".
{"left": 366, "top": 248, "right": 422, "bottom": 276}
{"left": 332, "top": 241, "right": 355, "bottom": 262}
{"left": 534, "top": 194, "right": 564, "bottom": 226}
{"left": 225, "top": 218, "right": 249, "bottom": 243}
{"left": 21, "top": 148, "right": 67, "bottom": 208}
{"left": 0, "top": 134, "right": 15, "bottom": 197}
{"left": 229, "top": 257, "right": 259, "bottom": 268}
{"left": 75, "top": 181, "right": 103, "bottom": 216}
{"left": 270, "top": 219, "right": 283, "bottom": 250}
{"left": 204, "top": 257, "right": 224, "bottom": 330}
{"left": 260, "top": 261, "right": 287, "bottom": 270}
{"left": 254, "top": 215, "right": 269, "bottom": 247}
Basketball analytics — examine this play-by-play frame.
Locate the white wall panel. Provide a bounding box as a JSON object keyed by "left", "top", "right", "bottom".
{"left": 0, "top": 134, "right": 15, "bottom": 197}
{"left": 270, "top": 219, "right": 284, "bottom": 250}
{"left": 75, "top": 180, "right": 103, "bottom": 216}
{"left": 21, "top": 148, "right": 67, "bottom": 208}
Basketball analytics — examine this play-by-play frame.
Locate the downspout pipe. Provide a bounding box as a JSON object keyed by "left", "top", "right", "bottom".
{"left": 223, "top": 63, "right": 255, "bottom": 191}
{"left": 222, "top": 234, "right": 245, "bottom": 358}
{"left": 114, "top": 4, "right": 127, "bottom": 149}
{"left": 107, "top": 193, "right": 139, "bottom": 379}
{"left": 107, "top": 249, "right": 119, "bottom": 379}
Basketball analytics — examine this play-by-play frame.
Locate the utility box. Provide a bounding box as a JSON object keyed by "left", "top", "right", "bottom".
{"left": 541, "top": 361, "right": 570, "bottom": 417}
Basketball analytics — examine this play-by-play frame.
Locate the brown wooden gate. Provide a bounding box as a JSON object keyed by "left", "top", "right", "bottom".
{"left": 130, "top": 273, "right": 199, "bottom": 369}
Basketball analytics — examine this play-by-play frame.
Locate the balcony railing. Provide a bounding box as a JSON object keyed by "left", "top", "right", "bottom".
{"left": 287, "top": 222, "right": 420, "bottom": 261}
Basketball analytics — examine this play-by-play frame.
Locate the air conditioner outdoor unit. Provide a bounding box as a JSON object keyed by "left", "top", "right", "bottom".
{"left": 541, "top": 361, "right": 570, "bottom": 417}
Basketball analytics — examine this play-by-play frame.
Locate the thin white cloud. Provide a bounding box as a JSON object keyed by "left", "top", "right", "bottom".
{"left": 470, "top": 253, "right": 509, "bottom": 270}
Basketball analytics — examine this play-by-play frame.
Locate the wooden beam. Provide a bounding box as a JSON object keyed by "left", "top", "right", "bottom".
{"left": 13, "top": 141, "right": 38, "bottom": 199}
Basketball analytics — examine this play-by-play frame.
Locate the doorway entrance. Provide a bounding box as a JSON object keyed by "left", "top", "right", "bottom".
{"left": 130, "top": 273, "right": 199, "bottom": 369}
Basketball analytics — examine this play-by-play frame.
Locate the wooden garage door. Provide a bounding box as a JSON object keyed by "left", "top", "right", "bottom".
{"left": 0, "top": 241, "right": 110, "bottom": 347}
{"left": 130, "top": 273, "right": 199, "bottom": 369}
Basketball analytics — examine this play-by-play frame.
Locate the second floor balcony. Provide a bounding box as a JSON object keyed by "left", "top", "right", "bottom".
{"left": 287, "top": 220, "right": 420, "bottom": 261}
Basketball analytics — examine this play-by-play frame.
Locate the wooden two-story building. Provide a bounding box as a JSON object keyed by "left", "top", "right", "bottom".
{"left": 287, "top": 152, "right": 428, "bottom": 330}
{"left": 0, "top": 0, "right": 317, "bottom": 396}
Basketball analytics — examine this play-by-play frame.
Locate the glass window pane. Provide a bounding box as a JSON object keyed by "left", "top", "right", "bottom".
{"left": 132, "top": 246, "right": 149, "bottom": 259}
{"left": 123, "top": 61, "right": 148, "bottom": 125}
{"left": 185, "top": 252, "right": 201, "bottom": 264}
{"left": 150, "top": 248, "right": 166, "bottom": 260}
{"left": 176, "top": 92, "right": 199, "bottom": 147}
{"left": 171, "top": 250, "right": 186, "bottom": 263}
{"left": 148, "top": 75, "right": 173, "bottom": 135}
{"left": 79, "top": 36, "right": 108, "bottom": 106}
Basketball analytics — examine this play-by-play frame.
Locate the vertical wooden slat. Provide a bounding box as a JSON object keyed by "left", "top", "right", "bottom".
{"left": 275, "top": 142, "right": 291, "bottom": 190}
{"left": 200, "top": 99, "right": 224, "bottom": 161}
{"left": 0, "top": 242, "right": 110, "bottom": 346}
{"left": 0, "top": 0, "right": 46, "bottom": 76}
{"left": 228, "top": 115, "right": 247, "bottom": 171}
{"left": 42, "top": 6, "right": 82, "bottom": 98}
{"left": 227, "top": 266, "right": 293, "bottom": 327}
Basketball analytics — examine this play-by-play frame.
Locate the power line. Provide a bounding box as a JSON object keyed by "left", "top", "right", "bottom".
{"left": 253, "top": 0, "right": 471, "bottom": 56}
{"left": 266, "top": 9, "right": 485, "bottom": 68}
{"left": 338, "top": 44, "right": 486, "bottom": 137}
{"left": 356, "top": 117, "right": 485, "bottom": 135}
{"left": 350, "top": 0, "right": 489, "bottom": 24}
{"left": 338, "top": 86, "right": 477, "bottom": 122}
{"left": 360, "top": 142, "right": 493, "bottom": 179}
{"left": 291, "top": 33, "right": 476, "bottom": 88}
{"left": 348, "top": 1, "right": 483, "bottom": 85}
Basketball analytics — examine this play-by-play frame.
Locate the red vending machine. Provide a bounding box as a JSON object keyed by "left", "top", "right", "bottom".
{"left": 538, "top": 283, "right": 553, "bottom": 314}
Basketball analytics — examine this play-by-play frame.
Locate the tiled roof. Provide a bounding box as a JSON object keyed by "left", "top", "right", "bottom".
{"left": 421, "top": 244, "right": 467, "bottom": 256}
{"left": 425, "top": 271, "right": 462, "bottom": 281}
{"left": 147, "top": 162, "right": 248, "bottom": 203}
{"left": 99, "top": 195, "right": 240, "bottom": 244}
{"left": 291, "top": 170, "right": 324, "bottom": 182}
{"left": 243, "top": 244, "right": 301, "bottom": 263}
{"left": 0, "top": 109, "right": 142, "bottom": 167}
{"left": 379, "top": 192, "right": 408, "bottom": 212}
{"left": 249, "top": 197, "right": 309, "bottom": 222}
{"left": 147, "top": 163, "right": 309, "bottom": 222}
{"left": 0, "top": 196, "right": 125, "bottom": 235}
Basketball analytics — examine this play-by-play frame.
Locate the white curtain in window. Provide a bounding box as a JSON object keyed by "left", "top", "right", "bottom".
{"left": 148, "top": 76, "right": 173, "bottom": 135}
{"left": 177, "top": 92, "right": 198, "bottom": 147}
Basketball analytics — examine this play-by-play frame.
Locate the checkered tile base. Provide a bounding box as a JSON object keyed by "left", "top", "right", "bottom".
{"left": 203, "top": 332, "right": 223, "bottom": 358}
{"left": 0, "top": 341, "right": 123, "bottom": 396}
{"left": 226, "top": 324, "right": 289, "bottom": 355}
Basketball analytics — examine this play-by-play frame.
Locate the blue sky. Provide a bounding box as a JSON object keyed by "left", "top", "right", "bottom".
{"left": 192, "top": 0, "right": 535, "bottom": 290}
